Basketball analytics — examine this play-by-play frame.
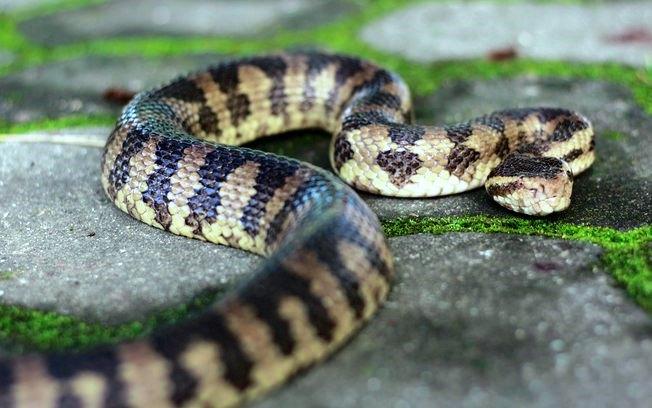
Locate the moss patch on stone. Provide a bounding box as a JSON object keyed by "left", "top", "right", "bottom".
{"left": 0, "top": 272, "right": 15, "bottom": 281}
{"left": 0, "top": 114, "right": 114, "bottom": 134}
{"left": 0, "top": 16, "right": 31, "bottom": 57}
{"left": 602, "top": 131, "right": 625, "bottom": 141}
{"left": 1, "top": 216, "right": 648, "bottom": 354}
{"left": 383, "top": 215, "right": 652, "bottom": 311}
{"left": 0, "top": 289, "right": 220, "bottom": 354}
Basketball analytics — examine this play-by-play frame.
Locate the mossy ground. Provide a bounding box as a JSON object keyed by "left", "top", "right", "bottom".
{"left": 383, "top": 216, "right": 652, "bottom": 311}
{"left": 1, "top": 216, "right": 649, "bottom": 353}
{"left": 0, "top": 0, "right": 649, "bottom": 352}
{"left": 0, "top": 289, "right": 223, "bottom": 355}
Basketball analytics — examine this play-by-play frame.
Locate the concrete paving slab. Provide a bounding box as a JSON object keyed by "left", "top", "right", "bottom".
{"left": 18, "top": 0, "right": 357, "bottom": 45}
{"left": 0, "top": 54, "right": 229, "bottom": 124}
{"left": 258, "top": 233, "right": 652, "bottom": 407}
{"left": 361, "top": 2, "right": 652, "bottom": 66}
{"left": 0, "top": 142, "right": 258, "bottom": 324}
{"left": 0, "top": 51, "right": 14, "bottom": 68}
{"left": 0, "top": 0, "right": 59, "bottom": 12}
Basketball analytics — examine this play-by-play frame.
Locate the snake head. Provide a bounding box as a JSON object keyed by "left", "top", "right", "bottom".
{"left": 485, "top": 153, "right": 573, "bottom": 216}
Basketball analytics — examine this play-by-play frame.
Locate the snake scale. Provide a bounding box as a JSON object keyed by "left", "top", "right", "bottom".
{"left": 0, "top": 51, "right": 594, "bottom": 407}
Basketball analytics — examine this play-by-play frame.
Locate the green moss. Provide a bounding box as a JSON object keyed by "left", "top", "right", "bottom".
{"left": 0, "top": 215, "right": 648, "bottom": 354}
{"left": 603, "top": 131, "right": 625, "bottom": 141}
{"left": 0, "top": 15, "right": 32, "bottom": 55}
{"left": 382, "top": 215, "right": 652, "bottom": 311}
{"left": 250, "top": 131, "right": 327, "bottom": 157}
{"left": 0, "top": 272, "right": 15, "bottom": 281}
{"left": 0, "top": 289, "right": 221, "bottom": 354}
{"left": 9, "top": 8, "right": 652, "bottom": 109}
{"left": 0, "top": 114, "right": 115, "bottom": 135}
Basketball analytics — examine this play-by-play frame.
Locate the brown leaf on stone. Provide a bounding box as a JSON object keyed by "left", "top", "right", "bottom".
{"left": 604, "top": 27, "right": 652, "bottom": 44}
{"left": 487, "top": 46, "right": 518, "bottom": 61}
{"left": 103, "top": 87, "right": 136, "bottom": 105}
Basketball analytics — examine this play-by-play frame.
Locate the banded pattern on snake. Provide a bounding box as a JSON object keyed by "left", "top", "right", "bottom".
{"left": 0, "top": 51, "right": 594, "bottom": 407}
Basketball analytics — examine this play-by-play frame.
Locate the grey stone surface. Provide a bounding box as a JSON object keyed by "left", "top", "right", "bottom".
{"left": 0, "top": 54, "right": 229, "bottom": 124}
{"left": 0, "top": 0, "right": 59, "bottom": 12}
{"left": 0, "top": 51, "right": 14, "bottom": 67}
{"left": 361, "top": 2, "right": 652, "bottom": 66}
{"left": 0, "top": 126, "right": 111, "bottom": 147}
{"left": 18, "top": 0, "right": 356, "bottom": 45}
{"left": 0, "top": 142, "right": 258, "bottom": 324}
{"left": 257, "top": 233, "right": 652, "bottom": 408}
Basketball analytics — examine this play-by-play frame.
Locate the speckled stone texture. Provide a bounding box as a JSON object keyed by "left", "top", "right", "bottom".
{"left": 0, "top": 54, "right": 228, "bottom": 123}
{"left": 0, "top": 0, "right": 58, "bottom": 12}
{"left": 0, "top": 143, "right": 258, "bottom": 324}
{"left": 18, "top": 0, "right": 357, "bottom": 45}
{"left": 360, "top": 2, "right": 652, "bottom": 66}
{"left": 257, "top": 234, "right": 652, "bottom": 408}
{"left": 0, "top": 51, "right": 14, "bottom": 67}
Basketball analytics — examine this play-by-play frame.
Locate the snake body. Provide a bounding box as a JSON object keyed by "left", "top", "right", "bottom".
{"left": 0, "top": 52, "right": 594, "bottom": 407}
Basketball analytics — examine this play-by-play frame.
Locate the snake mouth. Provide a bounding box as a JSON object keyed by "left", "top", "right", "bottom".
{"left": 486, "top": 172, "right": 573, "bottom": 216}
{"left": 484, "top": 152, "right": 576, "bottom": 215}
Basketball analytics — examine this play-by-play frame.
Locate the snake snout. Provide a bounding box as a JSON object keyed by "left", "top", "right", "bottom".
{"left": 485, "top": 154, "right": 573, "bottom": 216}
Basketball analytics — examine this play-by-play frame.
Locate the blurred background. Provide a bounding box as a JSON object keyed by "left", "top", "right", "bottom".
{"left": 0, "top": 0, "right": 650, "bottom": 133}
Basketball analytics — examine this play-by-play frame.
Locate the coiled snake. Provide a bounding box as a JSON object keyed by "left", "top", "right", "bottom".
{"left": 0, "top": 52, "right": 594, "bottom": 407}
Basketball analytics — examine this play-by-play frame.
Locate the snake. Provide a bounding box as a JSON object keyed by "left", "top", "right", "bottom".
{"left": 0, "top": 51, "right": 594, "bottom": 407}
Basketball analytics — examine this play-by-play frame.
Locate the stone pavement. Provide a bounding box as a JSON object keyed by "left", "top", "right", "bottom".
{"left": 0, "top": 0, "right": 651, "bottom": 407}
{"left": 18, "top": 0, "right": 357, "bottom": 45}
{"left": 0, "top": 54, "right": 228, "bottom": 123}
{"left": 257, "top": 234, "right": 652, "bottom": 408}
{"left": 361, "top": 2, "right": 652, "bottom": 66}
